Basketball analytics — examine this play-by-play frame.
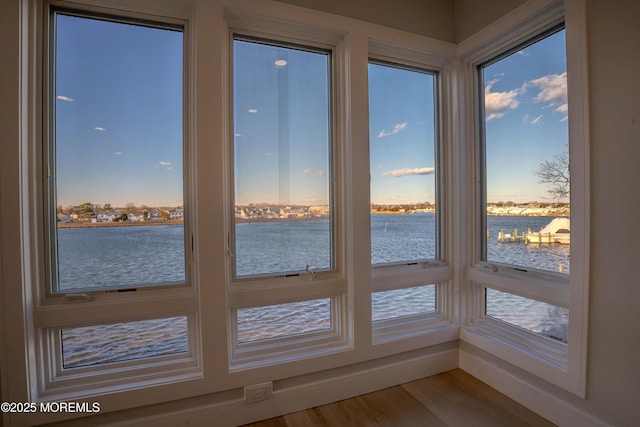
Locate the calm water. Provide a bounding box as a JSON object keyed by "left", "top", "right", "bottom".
{"left": 57, "top": 225, "right": 185, "bottom": 291}
{"left": 58, "top": 214, "right": 569, "bottom": 367}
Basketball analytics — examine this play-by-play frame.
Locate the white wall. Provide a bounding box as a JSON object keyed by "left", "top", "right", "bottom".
{"left": 276, "top": 0, "right": 456, "bottom": 42}
{"left": 454, "top": 0, "right": 528, "bottom": 42}
{"left": 583, "top": 0, "right": 640, "bottom": 424}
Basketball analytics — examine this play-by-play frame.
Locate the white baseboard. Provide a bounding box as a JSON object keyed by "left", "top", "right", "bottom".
{"left": 111, "top": 348, "right": 458, "bottom": 427}
{"left": 459, "top": 349, "right": 610, "bottom": 427}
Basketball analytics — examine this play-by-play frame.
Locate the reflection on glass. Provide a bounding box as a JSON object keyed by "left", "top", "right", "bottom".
{"left": 53, "top": 14, "right": 185, "bottom": 291}
{"left": 233, "top": 39, "right": 332, "bottom": 278}
{"left": 480, "top": 29, "right": 570, "bottom": 274}
{"left": 368, "top": 63, "right": 437, "bottom": 265}
{"left": 486, "top": 288, "right": 568, "bottom": 343}
{"left": 372, "top": 284, "right": 436, "bottom": 321}
{"left": 62, "top": 317, "right": 188, "bottom": 368}
{"left": 237, "top": 299, "right": 331, "bottom": 343}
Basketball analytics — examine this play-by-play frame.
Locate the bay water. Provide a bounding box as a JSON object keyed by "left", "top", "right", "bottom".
{"left": 59, "top": 214, "right": 569, "bottom": 367}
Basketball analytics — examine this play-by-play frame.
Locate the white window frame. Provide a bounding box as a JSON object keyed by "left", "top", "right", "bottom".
{"left": 224, "top": 12, "right": 352, "bottom": 370}
{"left": 367, "top": 40, "right": 456, "bottom": 345}
{"left": 2, "top": 1, "right": 589, "bottom": 424}
{"left": 11, "top": 0, "right": 208, "bottom": 416}
{"left": 457, "top": 0, "right": 590, "bottom": 396}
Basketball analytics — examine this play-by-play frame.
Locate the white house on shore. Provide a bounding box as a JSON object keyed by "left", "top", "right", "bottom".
{"left": 127, "top": 213, "right": 144, "bottom": 222}
{"left": 169, "top": 208, "right": 184, "bottom": 220}
{"left": 96, "top": 210, "right": 121, "bottom": 223}
{"left": 147, "top": 208, "right": 162, "bottom": 220}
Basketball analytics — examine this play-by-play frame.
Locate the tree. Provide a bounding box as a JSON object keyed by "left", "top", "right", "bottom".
{"left": 75, "top": 202, "right": 94, "bottom": 214}
{"left": 535, "top": 151, "right": 570, "bottom": 201}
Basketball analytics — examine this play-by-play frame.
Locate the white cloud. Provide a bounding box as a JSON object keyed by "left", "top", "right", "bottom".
{"left": 115, "top": 152, "right": 122, "bottom": 155}
{"left": 158, "top": 161, "right": 173, "bottom": 170}
{"left": 392, "top": 122, "right": 407, "bottom": 134}
{"left": 484, "top": 79, "right": 524, "bottom": 121}
{"left": 302, "top": 168, "right": 310, "bottom": 174}
{"left": 56, "top": 95, "right": 74, "bottom": 102}
{"left": 315, "top": 169, "right": 324, "bottom": 177}
{"left": 248, "top": 109, "right": 258, "bottom": 113}
{"left": 94, "top": 127, "right": 106, "bottom": 131}
{"left": 377, "top": 122, "right": 408, "bottom": 138}
{"left": 530, "top": 72, "right": 567, "bottom": 106}
{"left": 560, "top": 116, "right": 569, "bottom": 122}
{"left": 382, "top": 167, "right": 435, "bottom": 178}
{"left": 530, "top": 115, "right": 543, "bottom": 125}
{"left": 555, "top": 103, "right": 568, "bottom": 113}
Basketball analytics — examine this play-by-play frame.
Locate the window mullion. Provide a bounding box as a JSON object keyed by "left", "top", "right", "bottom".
{"left": 342, "top": 33, "right": 373, "bottom": 350}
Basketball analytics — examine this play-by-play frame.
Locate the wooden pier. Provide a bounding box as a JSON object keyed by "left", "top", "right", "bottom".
{"left": 495, "top": 228, "right": 558, "bottom": 244}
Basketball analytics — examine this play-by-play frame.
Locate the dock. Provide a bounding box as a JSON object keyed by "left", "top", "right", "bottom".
{"left": 495, "top": 228, "right": 558, "bottom": 244}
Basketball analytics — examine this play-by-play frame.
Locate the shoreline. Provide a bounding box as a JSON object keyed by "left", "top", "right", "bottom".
{"left": 57, "top": 210, "right": 570, "bottom": 228}
{"left": 57, "top": 220, "right": 184, "bottom": 229}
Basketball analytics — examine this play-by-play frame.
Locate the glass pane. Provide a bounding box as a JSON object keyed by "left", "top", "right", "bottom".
{"left": 481, "top": 29, "right": 570, "bottom": 274}
{"left": 62, "top": 316, "right": 188, "bottom": 368}
{"left": 372, "top": 284, "right": 436, "bottom": 321}
{"left": 233, "top": 39, "right": 332, "bottom": 278}
{"left": 53, "top": 14, "right": 185, "bottom": 291}
{"left": 486, "top": 288, "right": 568, "bottom": 343}
{"left": 368, "top": 63, "right": 437, "bottom": 265}
{"left": 237, "top": 299, "right": 331, "bottom": 343}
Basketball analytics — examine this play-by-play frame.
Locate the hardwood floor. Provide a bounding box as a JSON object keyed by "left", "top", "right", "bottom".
{"left": 242, "top": 369, "right": 555, "bottom": 427}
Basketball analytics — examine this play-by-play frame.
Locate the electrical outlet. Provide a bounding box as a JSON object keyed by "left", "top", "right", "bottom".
{"left": 244, "top": 382, "right": 273, "bottom": 404}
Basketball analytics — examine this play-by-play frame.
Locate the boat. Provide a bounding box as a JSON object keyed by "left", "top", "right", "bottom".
{"left": 526, "top": 217, "right": 570, "bottom": 244}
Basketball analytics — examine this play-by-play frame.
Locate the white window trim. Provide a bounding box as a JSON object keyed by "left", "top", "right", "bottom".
{"left": 1, "top": 0, "right": 591, "bottom": 424}
{"left": 14, "top": 0, "right": 209, "bottom": 414}
{"left": 457, "top": 0, "right": 590, "bottom": 397}
{"left": 223, "top": 13, "right": 353, "bottom": 368}
{"left": 367, "top": 39, "right": 457, "bottom": 345}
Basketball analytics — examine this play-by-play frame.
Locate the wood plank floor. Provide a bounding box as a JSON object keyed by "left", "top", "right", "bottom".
{"left": 242, "top": 369, "right": 555, "bottom": 427}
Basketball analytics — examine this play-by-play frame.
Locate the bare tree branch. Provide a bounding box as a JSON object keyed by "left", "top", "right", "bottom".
{"left": 535, "top": 151, "right": 570, "bottom": 201}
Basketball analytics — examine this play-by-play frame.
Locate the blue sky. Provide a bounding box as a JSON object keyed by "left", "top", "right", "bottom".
{"left": 55, "top": 14, "right": 567, "bottom": 208}
{"left": 55, "top": 14, "right": 183, "bottom": 208}
{"left": 369, "top": 63, "right": 436, "bottom": 205}
{"left": 233, "top": 40, "right": 330, "bottom": 206}
{"left": 482, "top": 30, "right": 568, "bottom": 203}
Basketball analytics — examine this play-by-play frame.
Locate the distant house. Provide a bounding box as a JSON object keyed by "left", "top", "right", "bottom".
{"left": 169, "top": 208, "right": 184, "bottom": 220}
{"left": 127, "top": 213, "right": 143, "bottom": 222}
{"left": 97, "top": 211, "right": 121, "bottom": 222}
{"left": 148, "top": 209, "right": 162, "bottom": 220}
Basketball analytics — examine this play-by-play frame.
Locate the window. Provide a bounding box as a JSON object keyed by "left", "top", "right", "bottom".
{"left": 368, "top": 58, "right": 451, "bottom": 342}
{"left": 34, "top": 6, "right": 199, "bottom": 400}
{"left": 461, "top": 4, "right": 590, "bottom": 395}
{"left": 369, "top": 62, "right": 438, "bottom": 265}
{"left": 49, "top": 12, "right": 187, "bottom": 292}
{"left": 476, "top": 28, "right": 570, "bottom": 341}
{"left": 480, "top": 28, "right": 569, "bottom": 276}
{"left": 231, "top": 37, "right": 333, "bottom": 279}
{"left": 228, "top": 33, "right": 347, "bottom": 368}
